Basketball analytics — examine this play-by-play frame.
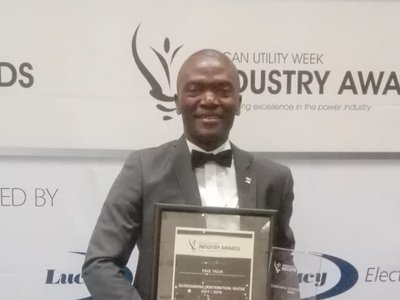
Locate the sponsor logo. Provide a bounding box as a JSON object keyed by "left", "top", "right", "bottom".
{"left": 45, "top": 251, "right": 133, "bottom": 300}
{"left": 365, "top": 266, "right": 400, "bottom": 283}
{"left": 131, "top": 23, "right": 183, "bottom": 120}
{"left": 312, "top": 253, "right": 358, "bottom": 300}
{"left": 0, "top": 61, "right": 34, "bottom": 88}
{"left": 272, "top": 252, "right": 358, "bottom": 300}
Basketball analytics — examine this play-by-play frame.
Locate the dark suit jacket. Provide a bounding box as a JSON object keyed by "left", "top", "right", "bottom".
{"left": 82, "top": 136, "right": 295, "bottom": 300}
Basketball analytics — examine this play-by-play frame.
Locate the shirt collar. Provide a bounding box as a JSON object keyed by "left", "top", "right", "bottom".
{"left": 186, "top": 139, "right": 231, "bottom": 155}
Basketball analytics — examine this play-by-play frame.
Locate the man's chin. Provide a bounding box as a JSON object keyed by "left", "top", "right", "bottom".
{"left": 191, "top": 132, "right": 228, "bottom": 149}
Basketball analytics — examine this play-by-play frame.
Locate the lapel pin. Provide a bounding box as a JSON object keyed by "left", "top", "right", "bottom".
{"left": 245, "top": 177, "right": 251, "bottom": 184}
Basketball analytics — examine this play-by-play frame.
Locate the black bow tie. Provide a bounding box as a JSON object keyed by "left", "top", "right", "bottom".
{"left": 191, "top": 149, "right": 233, "bottom": 169}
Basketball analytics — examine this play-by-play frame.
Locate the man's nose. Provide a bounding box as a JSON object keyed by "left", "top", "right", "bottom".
{"left": 201, "top": 91, "right": 218, "bottom": 105}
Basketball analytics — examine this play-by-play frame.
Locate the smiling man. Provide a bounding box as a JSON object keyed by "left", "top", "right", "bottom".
{"left": 176, "top": 50, "right": 241, "bottom": 151}
{"left": 82, "top": 49, "right": 296, "bottom": 300}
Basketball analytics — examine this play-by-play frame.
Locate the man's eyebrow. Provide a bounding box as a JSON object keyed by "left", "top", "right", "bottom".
{"left": 182, "top": 81, "right": 203, "bottom": 90}
{"left": 211, "top": 81, "right": 235, "bottom": 90}
{"left": 183, "top": 80, "right": 203, "bottom": 85}
{"left": 184, "top": 79, "right": 233, "bottom": 85}
{"left": 181, "top": 80, "right": 235, "bottom": 93}
{"left": 215, "top": 81, "right": 234, "bottom": 86}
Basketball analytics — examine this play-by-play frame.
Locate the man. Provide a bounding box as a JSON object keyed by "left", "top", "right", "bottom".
{"left": 82, "top": 49, "right": 295, "bottom": 300}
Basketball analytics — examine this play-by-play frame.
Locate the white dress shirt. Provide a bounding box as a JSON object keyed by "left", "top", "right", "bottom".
{"left": 186, "top": 139, "right": 240, "bottom": 230}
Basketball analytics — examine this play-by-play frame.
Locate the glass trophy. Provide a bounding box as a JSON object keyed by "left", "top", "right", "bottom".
{"left": 269, "top": 247, "right": 328, "bottom": 300}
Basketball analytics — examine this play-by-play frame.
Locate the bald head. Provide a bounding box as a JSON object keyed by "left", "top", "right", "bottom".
{"left": 176, "top": 49, "right": 241, "bottom": 95}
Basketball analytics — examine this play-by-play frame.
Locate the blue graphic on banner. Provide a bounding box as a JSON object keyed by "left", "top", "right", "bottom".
{"left": 300, "top": 253, "right": 359, "bottom": 300}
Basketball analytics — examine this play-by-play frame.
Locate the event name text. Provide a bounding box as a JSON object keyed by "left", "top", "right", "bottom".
{"left": 224, "top": 52, "right": 400, "bottom": 95}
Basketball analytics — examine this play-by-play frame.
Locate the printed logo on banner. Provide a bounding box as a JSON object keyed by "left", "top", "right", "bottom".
{"left": 44, "top": 251, "right": 133, "bottom": 300}
{"left": 272, "top": 252, "right": 359, "bottom": 300}
{"left": 132, "top": 23, "right": 183, "bottom": 121}
{"left": 131, "top": 23, "right": 400, "bottom": 121}
{"left": 364, "top": 265, "right": 400, "bottom": 283}
{"left": 0, "top": 62, "right": 34, "bottom": 88}
{"left": 188, "top": 238, "right": 197, "bottom": 252}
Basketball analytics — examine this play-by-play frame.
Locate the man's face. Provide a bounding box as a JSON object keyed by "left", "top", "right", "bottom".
{"left": 175, "top": 53, "right": 241, "bottom": 151}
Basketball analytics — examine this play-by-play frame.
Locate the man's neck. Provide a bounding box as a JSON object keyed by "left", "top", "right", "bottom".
{"left": 186, "top": 139, "right": 231, "bottom": 154}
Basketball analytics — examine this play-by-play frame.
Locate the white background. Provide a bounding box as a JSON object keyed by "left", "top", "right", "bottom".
{"left": 1, "top": 0, "right": 399, "bottom": 299}
{"left": 1, "top": 155, "right": 399, "bottom": 298}
{"left": 0, "top": 0, "right": 399, "bottom": 151}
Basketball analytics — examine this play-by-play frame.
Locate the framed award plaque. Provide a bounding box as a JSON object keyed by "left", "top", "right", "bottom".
{"left": 151, "top": 204, "right": 277, "bottom": 300}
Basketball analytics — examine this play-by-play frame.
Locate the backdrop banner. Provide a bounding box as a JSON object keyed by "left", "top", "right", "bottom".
{"left": 0, "top": 155, "right": 399, "bottom": 299}
{"left": 0, "top": 155, "right": 138, "bottom": 300}
{"left": 1, "top": 0, "right": 399, "bottom": 152}
{"left": 1, "top": 0, "right": 400, "bottom": 299}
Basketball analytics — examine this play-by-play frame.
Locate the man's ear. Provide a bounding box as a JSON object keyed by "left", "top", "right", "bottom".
{"left": 174, "top": 94, "right": 181, "bottom": 114}
{"left": 236, "top": 95, "right": 242, "bottom": 115}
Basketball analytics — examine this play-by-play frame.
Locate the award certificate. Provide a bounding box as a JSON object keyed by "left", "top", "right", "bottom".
{"left": 172, "top": 227, "right": 255, "bottom": 300}
{"left": 152, "top": 204, "right": 276, "bottom": 300}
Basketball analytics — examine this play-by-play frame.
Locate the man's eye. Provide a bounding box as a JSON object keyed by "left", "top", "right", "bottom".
{"left": 186, "top": 86, "right": 202, "bottom": 95}
{"left": 217, "top": 87, "right": 233, "bottom": 97}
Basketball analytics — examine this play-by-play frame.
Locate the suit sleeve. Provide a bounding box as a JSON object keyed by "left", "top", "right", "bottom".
{"left": 275, "top": 167, "right": 295, "bottom": 249}
{"left": 82, "top": 152, "right": 143, "bottom": 300}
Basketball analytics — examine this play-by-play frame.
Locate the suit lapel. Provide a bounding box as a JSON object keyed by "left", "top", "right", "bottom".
{"left": 232, "top": 144, "right": 257, "bottom": 209}
{"left": 172, "top": 138, "right": 256, "bottom": 208}
{"left": 172, "top": 136, "right": 202, "bottom": 206}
